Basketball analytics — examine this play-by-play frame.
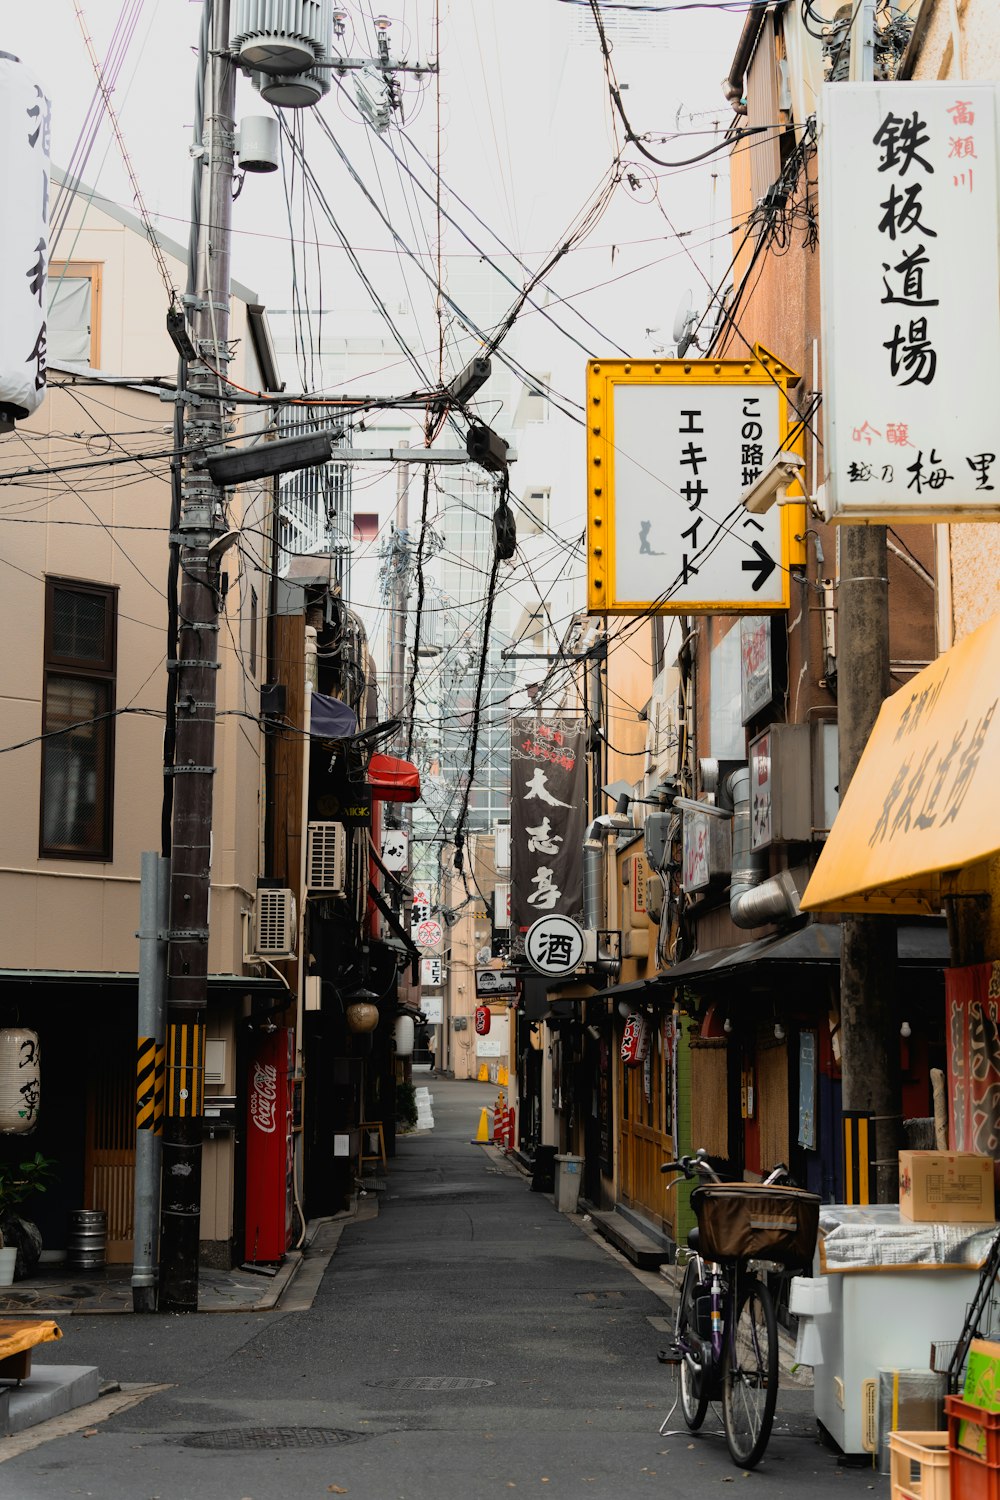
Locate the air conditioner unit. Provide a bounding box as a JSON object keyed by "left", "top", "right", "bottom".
{"left": 254, "top": 888, "right": 297, "bottom": 957}
{"left": 306, "top": 820, "right": 347, "bottom": 895}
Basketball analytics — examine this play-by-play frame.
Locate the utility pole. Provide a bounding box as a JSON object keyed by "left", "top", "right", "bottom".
{"left": 160, "top": 0, "right": 235, "bottom": 1312}
{"left": 837, "top": 527, "right": 899, "bottom": 1202}
{"left": 389, "top": 439, "right": 411, "bottom": 734}
{"left": 838, "top": 0, "right": 901, "bottom": 1205}
{"left": 132, "top": 851, "right": 168, "bottom": 1313}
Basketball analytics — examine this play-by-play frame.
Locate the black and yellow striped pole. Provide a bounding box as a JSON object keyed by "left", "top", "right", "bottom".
{"left": 843, "top": 1110, "right": 876, "bottom": 1204}
{"left": 136, "top": 1035, "right": 165, "bottom": 1134}
{"left": 133, "top": 852, "right": 168, "bottom": 1314}
{"left": 166, "top": 1020, "right": 204, "bottom": 1121}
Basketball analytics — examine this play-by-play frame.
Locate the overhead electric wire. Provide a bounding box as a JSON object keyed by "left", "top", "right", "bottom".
{"left": 273, "top": 113, "right": 437, "bottom": 393}
{"left": 71, "top": 0, "right": 180, "bottom": 307}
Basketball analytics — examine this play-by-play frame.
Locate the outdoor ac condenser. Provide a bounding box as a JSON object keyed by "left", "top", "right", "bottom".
{"left": 306, "top": 821, "right": 347, "bottom": 895}
{"left": 254, "top": 888, "right": 297, "bottom": 957}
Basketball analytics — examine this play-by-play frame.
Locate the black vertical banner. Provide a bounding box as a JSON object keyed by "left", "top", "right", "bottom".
{"left": 510, "top": 715, "right": 586, "bottom": 941}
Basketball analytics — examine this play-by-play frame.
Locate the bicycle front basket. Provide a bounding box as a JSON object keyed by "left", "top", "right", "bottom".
{"left": 691, "top": 1183, "right": 820, "bottom": 1268}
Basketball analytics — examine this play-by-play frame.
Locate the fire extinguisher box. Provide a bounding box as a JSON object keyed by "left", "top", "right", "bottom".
{"left": 554, "top": 1154, "right": 584, "bottom": 1214}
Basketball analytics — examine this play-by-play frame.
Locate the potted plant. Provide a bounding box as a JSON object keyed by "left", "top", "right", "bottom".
{"left": 0, "top": 1152, "right": 56, "bottom": 1283}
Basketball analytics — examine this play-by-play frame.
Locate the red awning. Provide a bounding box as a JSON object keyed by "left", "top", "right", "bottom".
{"left": 367, "top": 753, "right": 420, "bottom": 803}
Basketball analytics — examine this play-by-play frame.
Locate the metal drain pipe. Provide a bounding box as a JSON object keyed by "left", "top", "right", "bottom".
{"left": 729, "top": 767, "right": 800, "bottom": 928}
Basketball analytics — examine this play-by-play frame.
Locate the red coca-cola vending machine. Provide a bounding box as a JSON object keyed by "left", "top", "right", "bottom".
{"left": 245, "top": 1027, "right": 295, "bottom": 1262}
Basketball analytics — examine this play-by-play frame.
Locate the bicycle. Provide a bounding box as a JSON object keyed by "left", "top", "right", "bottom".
{"left": 659, "top": 1150, "right": 820, "bottom": 1469}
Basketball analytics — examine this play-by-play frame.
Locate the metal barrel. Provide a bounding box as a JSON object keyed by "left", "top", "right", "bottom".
{"left": 67, "top": 1209, "right": 107, "bottom": 1269}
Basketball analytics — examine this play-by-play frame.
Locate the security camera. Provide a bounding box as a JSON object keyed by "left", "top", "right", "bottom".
{"left": 740, "top": 452, "right": 805, "bottom": 515}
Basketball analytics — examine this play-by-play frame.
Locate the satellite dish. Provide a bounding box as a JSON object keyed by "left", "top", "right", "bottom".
{"left": 672, "top": 289, "right": 699, "bottom": 355}
{"left": 671, "top": 290, "right": 694, "bottom": 345}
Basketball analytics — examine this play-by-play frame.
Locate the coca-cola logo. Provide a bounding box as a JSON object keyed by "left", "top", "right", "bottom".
{"left": 250, "top": 1062, "right": 278, "bottom": 1134}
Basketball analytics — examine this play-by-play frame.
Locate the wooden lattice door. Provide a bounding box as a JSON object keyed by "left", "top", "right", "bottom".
{"left": 84, "top": 1030, "right": 135, "bottom": 1262}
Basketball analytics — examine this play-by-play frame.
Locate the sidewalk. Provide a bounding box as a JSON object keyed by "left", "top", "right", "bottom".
{"left": 0, "top": 1212, "right": 353, "bottom": 1316}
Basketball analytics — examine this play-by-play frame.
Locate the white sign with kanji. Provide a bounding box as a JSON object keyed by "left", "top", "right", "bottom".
{"left": 381, "top": 830, "right": 409, "bottom": 872}
{"left": 524, "top": 915, "right": 585, "bottom": 977}
{"left": 414, "top": 918, "right": 443, "bottom": 952}
{"left": 820, "top": 82, "right": 1000, "bottom": 520}
{"left": 750, "top": 731, "right": 772, "bottom": 851}
{"left": 612, "top": 383, "right": 784, "bottom": 608}
{"left": 420, "top": 957, "right": 443, "bottom": 987}
{"left": 411, "top": 887, "right": 432, "bottom": 925}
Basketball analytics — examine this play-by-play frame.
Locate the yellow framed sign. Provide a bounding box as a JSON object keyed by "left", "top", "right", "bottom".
{"left": 586, "top": 352, "right": 806, "bottom": 614}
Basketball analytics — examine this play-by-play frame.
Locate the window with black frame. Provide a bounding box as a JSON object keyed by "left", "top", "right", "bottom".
{"left": 40, "top": 578, "right": 117, "bottom": 860}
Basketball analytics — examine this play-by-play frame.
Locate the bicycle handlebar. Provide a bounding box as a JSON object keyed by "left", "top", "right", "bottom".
{"left": 659, "top": 1149, "right": 720, "bottom": 1182}
{"left": 660, "top": 1153, "right": 793, "bottom": 1186}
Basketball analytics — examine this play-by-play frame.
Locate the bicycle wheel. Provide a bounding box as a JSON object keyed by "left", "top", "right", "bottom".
{"left": 722, "top": 1276, "right": 778, "bottom": 1468}
{"left": 676, "top": 1262, "right": 710, "bottom": 1430}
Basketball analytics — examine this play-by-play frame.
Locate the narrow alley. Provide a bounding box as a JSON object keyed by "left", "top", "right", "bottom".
{"left": 6, "top": 1080, "right": 884, "bottom": 1500}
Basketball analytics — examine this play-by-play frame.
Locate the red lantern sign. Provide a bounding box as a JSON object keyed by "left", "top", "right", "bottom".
{"left": 475, "top": 1005, "right": 491, "bottom": 1036}
{"left": 621, "top": 1013, "right": 650, "bottom": 1068}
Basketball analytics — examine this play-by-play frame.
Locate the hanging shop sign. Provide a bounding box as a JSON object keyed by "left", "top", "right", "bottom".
{"left": 0, "top": 1029, "right": 40, "bottom": 1134}
{"left": 411, "top": 887, "right": 432, "bottom": 925}
{"left": 524, "top": 915, "right": 586, "bottom": 978}
{"left": 474, "top": 1005, "right": 491, "bottom": 1036}
{"left": 585, "top": 355, "right": 805, "bottom": 614}
{"left": 820, "top": 82, "right": 1000, "bottom": 521}
{"left": 421, "top": 995, "right": 444, "bottom": 1025}
{"left": 740, "top": 615, "right": 774, "bottom": 722}
{"left": 381, "top": 829, "right": 409, "bottom": 873}
{"left": 750, "top": 730, "right": 773, "bottom": 851}
{"left": 413, "top": 918, "right": 443, "bottom": 952}
{"left": 510, "top": 715, "right": 586, "bottom": 936}
{"left": 621, "top": 1013, "right": 650, "bottom": 1068}
{"left": 681, "top": 807, "right": 732, "bottom": 894}
{"left": 420, "top": 957, "right": 443, "bottom": 987}
{"left": 475, "top": 968, "right": 520, "bottom": 998}
{"left": 0, "top": 56, "right": 50, "bottom": 423}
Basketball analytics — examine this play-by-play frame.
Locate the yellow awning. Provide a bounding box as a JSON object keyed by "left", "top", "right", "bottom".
{"left": 801, "top": 612, "right": 1000, "bottom": 915}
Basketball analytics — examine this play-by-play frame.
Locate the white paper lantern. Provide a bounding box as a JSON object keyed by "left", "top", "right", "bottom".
{"left": 0, "top": 1029, "right": 41, "bottom": 1134}
{"left": 394, "top": 1014, "right": 414, "bottom": 1057}
{"left": 0, "top": 55, "right": 51, "bottom": 422}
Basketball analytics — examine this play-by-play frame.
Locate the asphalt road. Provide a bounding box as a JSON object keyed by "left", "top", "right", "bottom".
{"left": 8, "top": 1077, "right": 888, "bottom": 1499}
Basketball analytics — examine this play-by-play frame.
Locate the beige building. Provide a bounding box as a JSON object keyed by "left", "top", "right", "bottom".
{"left": 0, "top": 177, "right": 281, "bottom": 1264}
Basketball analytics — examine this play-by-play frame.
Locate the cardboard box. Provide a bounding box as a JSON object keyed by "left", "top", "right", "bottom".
{"left": 898, "top": 1150, "right": 996, "bottom": 1224}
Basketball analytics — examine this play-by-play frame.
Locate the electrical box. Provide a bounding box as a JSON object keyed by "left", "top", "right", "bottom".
{"left": 204, "top": 1040, "right": 227, "bottom": 1087}
{"left": 306, "top": 820, "right": 347, "bottom": 895}
{"left": 682, "top": 807, "right": 732, "bottom": 894}
{"left": 643, "top": 811, "right": 672, "bottom": 872}
{"left": 254, "top": 888, "right": 296, "bottom": 957}
{"left": 748, "top": 724, "right": 812, "bottom": 850}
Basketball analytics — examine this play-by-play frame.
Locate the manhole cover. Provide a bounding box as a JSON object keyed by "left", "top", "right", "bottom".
{"left": 365, "top": 1376, "right": 495, "bottom": 1392}
{"left": 181, "top": 1427, "right": 367, "bottom": 1450}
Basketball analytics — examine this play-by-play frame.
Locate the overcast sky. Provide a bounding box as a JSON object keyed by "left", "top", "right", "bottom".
{"left": 7, "top": 1, "right": 743, "bottom": 357}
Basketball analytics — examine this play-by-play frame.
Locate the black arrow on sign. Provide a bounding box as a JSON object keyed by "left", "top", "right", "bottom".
{"left": 741, "top": 541, "right": 776, "bottom": 592}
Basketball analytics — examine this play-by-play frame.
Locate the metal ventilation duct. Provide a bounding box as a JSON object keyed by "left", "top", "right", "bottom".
{"left": 230, "top": 0, "right": 333, "bottom": 74}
